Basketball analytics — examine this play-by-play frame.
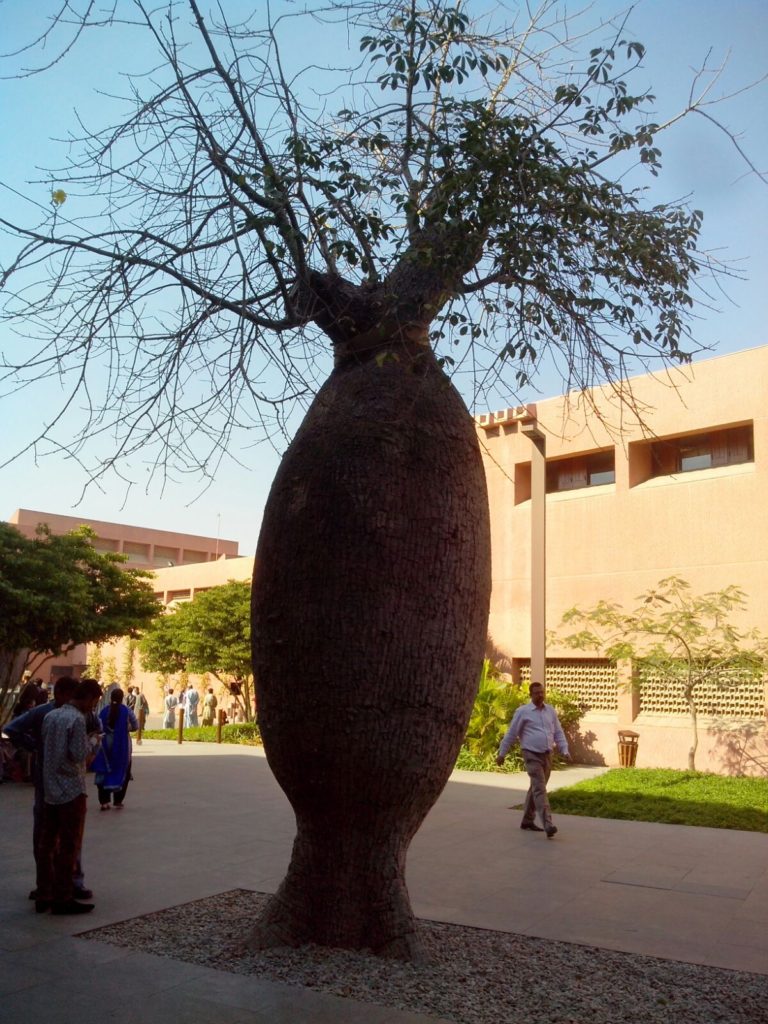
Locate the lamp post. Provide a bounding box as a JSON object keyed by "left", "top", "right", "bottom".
{"left": 521, "top": 418, "right": 547, "bottom": 688}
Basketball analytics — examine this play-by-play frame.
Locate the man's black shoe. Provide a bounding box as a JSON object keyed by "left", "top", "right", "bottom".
{"left": 73, "top": 887, "right": 93, "bottom": 900}
{"left": 545, "top": 825, "right": 558, "bottom": 839}
{"left": 29, "top": 889, "right": 38, "bottom": 900}
{"left": 51, "top": 900, "right": 95, "bottom": 915}
{"left": 35, "top": 899, "right": 52, "bottom": 913}
{"left": 520, "top": 822, "right": 544, "bottom": 832}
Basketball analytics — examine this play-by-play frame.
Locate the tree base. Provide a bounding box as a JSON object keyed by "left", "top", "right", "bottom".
{"left": 245, "top": 826, "right": 429, "bottom": 963}
{"left": 246, "top": 898, "right": 428, "bottom": 963}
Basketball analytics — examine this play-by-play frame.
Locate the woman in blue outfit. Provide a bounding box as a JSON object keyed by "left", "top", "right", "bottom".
{"left": 91, "top": 688, "right": 138, "bottom": 810}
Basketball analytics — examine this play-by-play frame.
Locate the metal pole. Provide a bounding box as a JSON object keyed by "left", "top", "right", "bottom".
{"left": 177, "top": 706, "right": 185, "bottom": 744}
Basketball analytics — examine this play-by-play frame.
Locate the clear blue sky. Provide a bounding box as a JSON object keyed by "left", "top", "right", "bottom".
{"left": 0, "top": 0, "right": 766, "bottom": 553}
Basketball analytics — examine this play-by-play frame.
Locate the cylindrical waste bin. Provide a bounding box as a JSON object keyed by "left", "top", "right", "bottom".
{"left": 618, "top": 729, "right": 639, "bottom": 767}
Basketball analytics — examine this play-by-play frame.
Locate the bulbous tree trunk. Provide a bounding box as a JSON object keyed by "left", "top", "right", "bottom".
{"left": 250, "top": 343, "right": 491, "bottom": 960}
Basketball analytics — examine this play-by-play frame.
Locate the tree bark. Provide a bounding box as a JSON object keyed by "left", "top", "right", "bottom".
{"left": 686, "top": 687, "right": 699, "bottom": 772}
{"left": 250, "top": 344, "right": 491, "bottom": 960}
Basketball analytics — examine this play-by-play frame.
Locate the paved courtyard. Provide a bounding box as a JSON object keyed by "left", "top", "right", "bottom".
{"left": 1, "top": 740, "right": 766, "bottom": 1023}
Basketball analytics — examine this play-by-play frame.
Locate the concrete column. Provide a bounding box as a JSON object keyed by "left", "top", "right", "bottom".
{"left": 616, "top": 658, "right": 639, "bottom": 726}
{"left": 522, "top": 423, "right": 546, "bottom": 687}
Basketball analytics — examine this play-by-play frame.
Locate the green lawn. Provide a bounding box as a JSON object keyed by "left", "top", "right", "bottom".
{"left": 549, "top": 768, "right": 768, "bottom": 832}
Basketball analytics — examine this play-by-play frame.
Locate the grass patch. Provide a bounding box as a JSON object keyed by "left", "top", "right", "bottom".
{"left": 140, "top": 723, "right": 261, "bottom": 746}
{"left": 549, "top": 768, "right": 768, "bottom": 832}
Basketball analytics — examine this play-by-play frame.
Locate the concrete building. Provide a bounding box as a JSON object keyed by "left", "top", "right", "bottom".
{"left": 477, "top": 344, "right": 768, "bottom": 774}
{"left": 8, "top": 508, "right": 239, "bottom": 569}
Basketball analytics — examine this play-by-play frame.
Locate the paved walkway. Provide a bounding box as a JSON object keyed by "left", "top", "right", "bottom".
{"left": 1, "top": 740, "right": 766, "bottom": 1023}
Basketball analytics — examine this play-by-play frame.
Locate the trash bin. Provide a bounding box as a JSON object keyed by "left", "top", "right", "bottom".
{"left": 618, "top": 729, "right": 639, "bottom": 767}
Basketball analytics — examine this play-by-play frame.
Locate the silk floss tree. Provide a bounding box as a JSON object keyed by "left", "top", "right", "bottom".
{"left": 0, "top": 0, "right": 761, "bottom": 959}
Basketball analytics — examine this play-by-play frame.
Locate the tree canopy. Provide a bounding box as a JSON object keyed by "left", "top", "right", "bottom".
{"left": 0, "top": 521, "right": 161, "bottom": 713}
{"left": 0, "top": 0, "right": 760, "bottom": 488}
{"left": 139, "top": 580, "right": 253, "bottom": 716}
{"left": 2, "top": 0, "right": 765, "bottom": 960}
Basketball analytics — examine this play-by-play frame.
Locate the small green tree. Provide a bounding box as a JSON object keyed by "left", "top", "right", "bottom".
{"left": 139, "top": 581, "right": 254, "bottom": 720}
{"left": 557, "top": 577, "right": 768, "bottom": 770}
{"left": 0, "top": 522, "right": 161, "bottom": 719}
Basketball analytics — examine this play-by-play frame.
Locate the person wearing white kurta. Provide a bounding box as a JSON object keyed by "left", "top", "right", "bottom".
{"left": 162, "top": 690, "right": 178, "bottom": 729}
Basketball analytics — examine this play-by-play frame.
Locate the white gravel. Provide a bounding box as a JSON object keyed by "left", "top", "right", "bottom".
{"left": 81, "top": 889, "right": 766, "bottom": 1024}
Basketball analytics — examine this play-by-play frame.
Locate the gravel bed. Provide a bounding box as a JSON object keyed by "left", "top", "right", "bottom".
{"left": 81, "top": 889, "right": 766, "bottom": 1024}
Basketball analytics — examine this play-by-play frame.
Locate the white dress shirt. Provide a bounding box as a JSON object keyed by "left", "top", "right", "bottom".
{"left": 498, "top": 701, "right": 570, "bottom": 759}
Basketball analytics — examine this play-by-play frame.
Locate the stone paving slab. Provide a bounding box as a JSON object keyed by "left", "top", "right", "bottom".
{"left": 0, "top": 739, "right": 765, "bottom": 1024}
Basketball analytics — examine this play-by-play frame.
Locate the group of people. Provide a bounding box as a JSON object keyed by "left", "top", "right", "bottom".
{"left": 162, "top": 685, "right": 219, "bottom": 728}
{"left": 3, "top": 670, "right": 570, "bottom": 921}
{"left": 3, "top": 677, "right": 141, "bottom": 914}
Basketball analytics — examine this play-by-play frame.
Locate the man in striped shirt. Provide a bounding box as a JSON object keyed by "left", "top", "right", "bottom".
{"left": 496, "top": 682, "right": 570, "bottom": 838}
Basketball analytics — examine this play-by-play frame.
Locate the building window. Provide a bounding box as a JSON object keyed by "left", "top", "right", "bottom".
{"left": 153, "top": 544, "right": 179, "bottom": 567}
{"left": 181, "top": 549, "right": 208, "bottom": 565}
{"left": 91, "top": 536, "right": 119, "bottom": 553}
{"left": 546, "top": 449, "right": 615, "bottom": 493}
{"left": 123, "top": 541, "right": 150, "bottom": 563}
{"left": 649, "top": 424, "right": 753, "bottom": 478}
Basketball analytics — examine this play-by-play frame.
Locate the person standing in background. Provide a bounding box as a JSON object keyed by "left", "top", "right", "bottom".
{"left": 185, "top": 684, "right": 200, "bottom": 727}
{"left": 162, "top": 689, "right": 177, "bottom": 729}
{"left": 201, "top": 687, "right": 218, "bottom": 727}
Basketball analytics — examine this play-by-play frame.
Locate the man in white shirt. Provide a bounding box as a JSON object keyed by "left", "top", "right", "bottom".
{"left": 496, "top": 681, "right": 570, "bottom": 838}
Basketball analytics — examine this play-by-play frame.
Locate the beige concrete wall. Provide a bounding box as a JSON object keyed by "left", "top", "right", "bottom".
{"left": 479, "top": 345, "right": 768, "bottom": 774}
{"left": 7, "top": 508, "right": 239, "bottom": 569}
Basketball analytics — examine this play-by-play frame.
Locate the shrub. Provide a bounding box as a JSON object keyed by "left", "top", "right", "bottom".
{"left": 455, "top": 746, "right": 523, "bottom": 773}
{"left": 463, "top": 660, "right": 526, "bottom": 759}
{"left": 222, "top": 721, "right": 261, "bottom": 744}
{"left": 139, "top": 722, "right": 261, "bottom": 745}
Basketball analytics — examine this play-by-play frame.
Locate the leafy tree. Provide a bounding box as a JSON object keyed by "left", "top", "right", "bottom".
{"left": 0, "top": 1, "right": 763, "bottom": 958}
{"left": 137, "top": 614, "right": 188, "bottom": 677}
{"left": 0, "top": 522, "right": 160, "bottom": 719}
{"left": 139, "top": 581, "right": 254, "bottom": 719}
{"left": 557, "top": 577, "right": 768, "bottom": 771}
